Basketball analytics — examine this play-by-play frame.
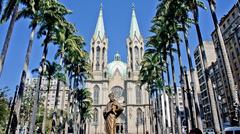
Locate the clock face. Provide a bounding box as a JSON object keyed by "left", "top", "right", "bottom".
{"left": 97, "top": 41, "right": 100, "bottom": 44}
{"left": 111, "top": 86, "right": 124, "bottom": 100}
{"left": 134, "top": 41, "right": 138, "bottom": 44}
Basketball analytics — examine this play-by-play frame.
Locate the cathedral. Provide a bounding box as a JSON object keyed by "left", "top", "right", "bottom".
{"left": 85, "top": 4, "right": 150, "bottom": 134}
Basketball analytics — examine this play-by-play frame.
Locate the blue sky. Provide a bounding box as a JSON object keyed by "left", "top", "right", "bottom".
{"left": 0, "top": 0, "right": 237, "bottom": 96}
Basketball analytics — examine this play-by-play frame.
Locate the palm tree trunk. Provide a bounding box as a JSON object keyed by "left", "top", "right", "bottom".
{"left": 169, "top": 47, "right": 182, "bottom": 134}
{"left": 155, "top": 86, "right": 162, "bottom": 133}
{"left": 6, "top": 85, "right": 18, "bottom": 134}
{"left": 42, "top": 79, "right": 51, "bottom": 133}
{"left": 29, "top": 42, "right": 49, "bottom": 134}
{"left": 182, "top": 22, "right": 197, "bottom": 130}
{"left": 51, "top": 78, "right": 61, "bottom": 132}
{"left": 192, "top": 6, "right": 213, "bottom": 131}
{"left": 148, "top": 90, "right": 153, "bottom": 134}
{"left": 161, "top": 72, "right": 166, "bottom": 133}
{"left": 58, "top": 50, "right": 65, "bottom": 133}
{"left": 0, "top": 4, "right": 18, "bottom": 77}
{"left": 66, "top": 77, "right": 73, "bottom": 134}
{"left": 208, "top": 0, "right": 239, "bottom": 127}
{"left": 0, "top": 0, "right": 3, "bottom": 15}
{"left": 166, "top": 63, "right": 175, "bottom": 134}
{"left": 176, "top": 39, "right": 188, "bottom": 132}
{"left": 15, "top": 24, "right": 36, "bottom": 122}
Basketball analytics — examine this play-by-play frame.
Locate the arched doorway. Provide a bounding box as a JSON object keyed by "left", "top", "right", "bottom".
{"left": 116, "top": 113, "right": 126, "bottom": 134}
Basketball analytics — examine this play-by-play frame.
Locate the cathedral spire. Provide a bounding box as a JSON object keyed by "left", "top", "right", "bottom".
{"left": 129, "top": 4, "right": 141, "bottom": 39}
{"left": 93, "top": 3, "right": 105, "bottom": 40}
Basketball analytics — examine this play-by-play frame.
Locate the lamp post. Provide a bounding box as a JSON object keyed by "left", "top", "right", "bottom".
{"left": 212, "top": 83, "right": 223, "bottom": 131}
{"left": 183, "top": 66, "right": 195, "bottom": 130}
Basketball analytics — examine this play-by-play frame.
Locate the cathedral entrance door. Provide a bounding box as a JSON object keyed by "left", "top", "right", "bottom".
{"left": 116, "top": 123, "right": 124, "bottom": 134}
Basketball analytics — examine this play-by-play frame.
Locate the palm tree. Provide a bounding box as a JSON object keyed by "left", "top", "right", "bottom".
{"left": 166, "top": 62, "right": 175, "bottom": 134}
{"left": 14, "top": 0, "right": 41, "bottom": 121}
{"left": 0, "top": 0, "right": 4, "bottom": 15}
{"left": 74, "top": 88, "right": 92, "bottom": 134}
{"left": 168, "top": 44, "right": 184, "bottom": 134}
{"left": 60, "top": 32, "right": 91, "bottom": 133}
{"left": 28, "top": 1, "right": 71, "bottom": 133}
{"left": 140, "top": 48, "right": 166, "bottom": 133}
{"left": 183, "top": 0, "right": 221, "bottom": 131}
{"left": 52, "top": 22, "right": 77, "bottom": 133}
{"left": 32, "top": 61, "right": 65, "bottom": 133}
{"left": 0, "top": 0, "right": 19, "bottom": 76}
{"left": 207, "top": 0, "right": 239, "bottom": 126}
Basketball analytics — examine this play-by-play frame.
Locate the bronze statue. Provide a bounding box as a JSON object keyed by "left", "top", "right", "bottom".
{"left": 103, "top": 92, "right": 123, "bottom": 134}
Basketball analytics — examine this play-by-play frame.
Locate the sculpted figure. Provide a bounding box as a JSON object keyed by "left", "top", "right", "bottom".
{"left": 103, "top": 93, "right": 123, "bottom": 134}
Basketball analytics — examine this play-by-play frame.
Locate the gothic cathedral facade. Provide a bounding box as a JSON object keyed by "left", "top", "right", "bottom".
{"left": 85, "top": 5, "right": 150, "bottom": 134}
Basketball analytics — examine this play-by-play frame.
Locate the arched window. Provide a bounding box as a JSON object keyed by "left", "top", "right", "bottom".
{"left": 140, "top": 47, "right": 143, "bottom": 58}
{"left": 93, "top": 85, "right": 100, "bottom": 104}
{"left": 134, "top": 46, "right": 139, "bottom": 70}
{"left": 134, "top": 46, "right": 139, "bottom": 60}
{"left": 93, "top": 108, "right": 98, "bottom": 123}
{"left": 136, "top": 85, "right": 142, "bottom": 104}
{"left": 96, "top": 46, "right": 101, "bottom": 70}
{"left": 96, "top": 46, "right": 100, "bottom": 61}
{"left": 102, "top": 47, "right": 105, "bottom": 61}
{"left": 129, "top": 47, "right": 133, "bottom": 70}
{"left": 92, "top": 47, "right": 94, "bottom": 62}
{"left": 137, "top": 108, "right": 143, "bottom": 125}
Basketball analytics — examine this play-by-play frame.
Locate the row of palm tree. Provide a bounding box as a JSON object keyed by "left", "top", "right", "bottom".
{"left": 140, "top": 0, "right": 239, "bottom": 133}
{"left": 0, "top": 0, "right": 93, "bottom": 133}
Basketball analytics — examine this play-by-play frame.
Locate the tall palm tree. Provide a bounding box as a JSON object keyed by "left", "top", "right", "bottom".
{"left": 0, "top": 0, "right": 19, "bottom": 76}
{"left": 185, "top": 0, "right": 220, "bottom": 131}
{"left": 207, "top": 0, "right": 239, "bottom": 125}
{"left": 181, "top": 22, "right": 197, "bottom": 130}
{"left": 175, "top": 36, "right": 189, "bottom": 132}
{"left": 29, "top": 1, "right": 71, "bottom": 133}
{"left": 61, "top": 34, "right": 91, "bottom": 133}
{"left": 74, "top": 88, "right": 92, "bottom": 134}
{"left": 14, "top": 0, "right": 41, "bottom": 121}
{"left": 52, "top": 22, "right": 77, "bottom": 133}
{"left": 0, "top": 0, "right": 4, "bottom": 15}
{"left": 32, "top": 61, "right": 65, "bottom": 133}
{"left": 140, "top": 48, "right": 166, "bottom": 133}
{"left": 168, "top": 44, "right": 183, "bottom": 134}
{"left": 166, "top": 62, "right": 175, "bottom": 134}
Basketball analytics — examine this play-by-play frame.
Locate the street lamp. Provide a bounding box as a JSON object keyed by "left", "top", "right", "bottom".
{"left": 180, "top": 80, "right": 185, "bottom": 89}
{"left": 212, "top": 83, "right": 223, "bottom": 131}
{"left": 190, "top": 82, "right": 194, "bottom": 90}
{"left": 183, "top": 66, "right": 187, "bottom": 74}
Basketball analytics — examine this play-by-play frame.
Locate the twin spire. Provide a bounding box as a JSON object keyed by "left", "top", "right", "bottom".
{"left": 93, "top": 3, "right": 105, "bottom": 40}
{"left": 93, "top": 3, "right": 141, "bottom": 40}
{"left": 129, "top": 4, "right": 141, "bottom": 39}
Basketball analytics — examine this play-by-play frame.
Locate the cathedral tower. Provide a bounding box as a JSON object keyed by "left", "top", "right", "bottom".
{"left": 126, "top": 5, "right": 144, "bottom": 79}
{"left": 86, "top": 4, "right": 150, "bottom": 134}
{"left": 90, "top": 4, "right": 108, "bottom": 79}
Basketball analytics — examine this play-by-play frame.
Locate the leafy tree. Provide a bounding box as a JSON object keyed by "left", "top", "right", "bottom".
{"left": 28, "top": 0, "right": 72, "bottom": 133}
{"left": 0, "top": 87, "right": 10, "bottom": 133}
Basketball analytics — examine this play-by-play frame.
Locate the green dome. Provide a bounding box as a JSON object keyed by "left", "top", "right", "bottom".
{"left": 107, "top": 53, "right": 127, "bottom": 78}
